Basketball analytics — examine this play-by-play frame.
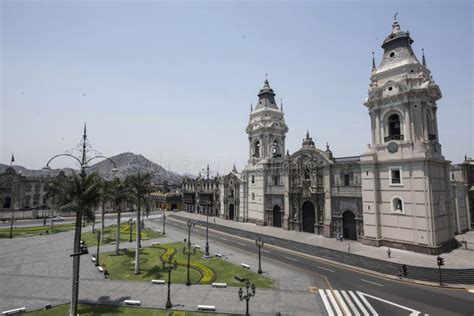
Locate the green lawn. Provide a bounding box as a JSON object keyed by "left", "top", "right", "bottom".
{"left": 27, "top": 303, "right": 237, "bottom": 315}
{"left": 81, "top": 223, "right": 162, "bottom": 246}
{"left": 0, "top": 223, "right": 75, "bottom": 238}
{"left": 100, "top": 242, "right": 274, "bottom": 288}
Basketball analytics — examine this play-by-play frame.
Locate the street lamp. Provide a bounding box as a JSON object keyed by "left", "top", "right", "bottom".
{"left": 128, "top": 218, "right": 134, "bottom": 242}
{"left": 9, "top": 216, "right": 15, "bottom": 239}
{"left": 162, "top": 255, "right": 178, "bottom": 309}
{"left": 184, "top": 219, "right": 196, "bottom": 286}
{"left": 162, "top": 212, "right": 166, "bottom": 235}
{"left": 205, "top": 205, "right": 210, "bottom": 256}
{"left": 235, "top": 276, "right": 256, "bottom": 316}
{"left": 255, "top": 237, "right": 264, "bottom": 274}
{"left": 43, "top": 124, "right": 117, "bottom": 316}
{"left": 95, "top": 230, "right": 101, "bottom": 267}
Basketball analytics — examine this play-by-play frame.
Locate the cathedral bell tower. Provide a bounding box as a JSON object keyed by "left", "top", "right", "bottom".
{"left": 241, "top": 78, "right": 289, "bottom": 226}
{"left": 246, "top": 79, "right": 289, "bottom": 163}
{"left": 360, "top": 16, "right": 454, "bottom": 254}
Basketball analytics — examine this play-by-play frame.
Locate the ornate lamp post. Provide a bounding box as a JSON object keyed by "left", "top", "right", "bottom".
{"left": 95, "top": 230, "right": 101, "bottom": 267}
{"left": 128, "top": 218, "right": 134, "bottom": 242}
{"left": 162, "top": 255, "right": 178, "bottom": 309}
{"left": 184, "top": 219, "right": 196, "bottom": 286}
{"left": 235, "top": 276, "right": 256, "bottom": 316}
{"left": 162, "top": 212, "right": 166, "bottom": 235}
{"left": 43, "top": 125, "right": 117, "bottom": 316}
{"left": 205, "top": 206, "right": 210, "bottom": 256}
{"left": 255, "top": 237, "right": 264, "bottom": 274}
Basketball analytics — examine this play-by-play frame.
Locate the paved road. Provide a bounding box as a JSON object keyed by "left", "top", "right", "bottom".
{"left": 162, "top": 216, "right": 474, "bottom": 316}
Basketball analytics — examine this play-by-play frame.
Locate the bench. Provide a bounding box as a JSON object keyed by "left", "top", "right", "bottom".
{"left": 197, "top": 305, "right": 216, "bottom": 311}
{"left": 2, "top": 307, "right": 26, "bottom": 315}
{"left": 241, "top": 263, "right": 250, "bottom": 269}
{"left": 91, "top": 257, "right": 96, "bottom": 262}
{"left": 212, "top": 282, "right": 227, "bottom": 288}
{"left": 151, "top": 242, "right": 160, "bottom": 246}
{"left": 194, "top": 245, "right": 201, "bottom": 249}
{"left": 214, "top": 253, "right": 222, "bottom": 257}
{"left": 98, "top": 266, "right": 104, "bottom": 273}
{"left": 124, "top": 300, "right": 141, "bottom": 306}
{"left": 151, "top": 279, "right": 165, "bottom": 284}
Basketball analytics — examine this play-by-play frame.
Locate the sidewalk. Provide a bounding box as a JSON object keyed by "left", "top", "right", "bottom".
{"left": 171, "top": 211, "right": 474, "bottom": 270}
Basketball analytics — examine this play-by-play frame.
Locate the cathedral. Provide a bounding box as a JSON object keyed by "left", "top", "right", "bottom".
{"left": 215, "top": 17, "right": 472, "bottom": 255}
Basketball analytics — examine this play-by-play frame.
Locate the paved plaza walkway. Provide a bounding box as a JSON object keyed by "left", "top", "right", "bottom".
{"left": 172, "top": 211, "right": 474, "bottom": 270}
{"left": 0, "top": 215, "right": 324, "bottom": 315}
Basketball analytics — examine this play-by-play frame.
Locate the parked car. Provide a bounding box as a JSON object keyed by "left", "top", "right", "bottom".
{"left": 52, "top": 216, "right": 64, "bottom": 221}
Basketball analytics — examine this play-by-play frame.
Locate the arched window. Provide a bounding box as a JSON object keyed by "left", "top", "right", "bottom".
{"left": 254, "top": 141, "right": 260, "bottom": 158}
{"left": 229, "top": 188, "right": 234, "bottom": 198}
{"left": 272, "top": 140, "right": 280, "bottom": 157}
{"left": 426, "top": 110, "right": 436, "bottom": 140}
{"left": 388, "top": 114, "right": 401, "bottom": 136}
{"left": 391, "top": 196, "right": 404, "bottom": 214}
{"left": 251, "top": 192, "right": 255, "bottom": 200}
{"left": 251, "top": 175, "right": 255, "bottom": 184}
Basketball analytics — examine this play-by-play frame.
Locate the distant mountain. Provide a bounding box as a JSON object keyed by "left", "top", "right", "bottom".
{"left": 1, "top": 152, "right": 183, "bottom": 185}
{"left": 88, "top": 152, "right": 183, "bottom": 185}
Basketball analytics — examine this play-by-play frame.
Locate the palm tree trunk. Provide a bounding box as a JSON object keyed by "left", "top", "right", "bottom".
{"left": 134, "top": 200, "right": 141, "bottom": 274}
{"left": 92, "top": 209, "right": 96, "bottom": 233}
{"left": 115, "top": 204, "right": 121, "bottom": 256}
{"left": 101, "top": 202, "right": 105, "bottom": 242}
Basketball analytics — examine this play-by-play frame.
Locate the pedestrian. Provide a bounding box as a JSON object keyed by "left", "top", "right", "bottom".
{"left": 402, "top": 264, "right": 408, "bottom": 276}
{"left": 43, "top": 217, "right": 46, "bottom": 226}
{"left": 398, "top": 269, "right": 402, "bottom": 279}
{"left": 213, "top": 218, "right": 216, "bottom": 224}
{"left": 387, "top": 247, "right": 391, "bottom": 259}
{"left": 347, "top": 243, "right": 351, "bottom": 252}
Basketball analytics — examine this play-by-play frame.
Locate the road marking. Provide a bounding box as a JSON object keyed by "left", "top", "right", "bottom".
{"left": 284, "top": 256, "right": 298, "bottom": 262}
{"left": 237, "top": 242, "right": 246, "bottom": 246}
{"left": 348, "top": 291, "right": 369, "bottom": 316}
{"left": 318, "top": 289, "right": 334, "bottom": 316}
{"left": 220, "top": 237, "right": 228, "bottom": 241}
{"left": 360, "top": 278, "right": 384, "bottom": 287}
{"left": 318, "top": 266, "right": 335, "bottom": 273}
{"left": 261, "top": 249, "right": 270, "bottom": 253}
{"left": 326, "top": 290, "right": 343, "bottom": 316}
{"left": 341, "top": 290, "right": 360, "bottom": 316}
{"left": 358, "top": 291, "right": 420, "bottom": 315}
{"left": 333, "top": 290, "right": 351, "bottom": 316}
{"left": 355, "top": 291, "right": 378, "bottom": 316}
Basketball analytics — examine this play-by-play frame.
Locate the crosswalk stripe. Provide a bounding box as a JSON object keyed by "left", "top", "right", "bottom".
{"left": 333, "top": 290, "right": 352, "bottom": 316}
{"left": 356, "top": 291, "right": 378, "bottom": 316}
{"left": 325, "top": 289, "right": 343, "bottom": 316}
{"left": 341, "top": 290, "right": 360, "bottom": 316}
{"left": 319, "top": 289, "right": 335, "bottom": 316}
{"left": 348, "top": 291, "right": 370, "bottom": 316}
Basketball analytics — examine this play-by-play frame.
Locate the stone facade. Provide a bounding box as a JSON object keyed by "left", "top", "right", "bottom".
{"left": 182, "top": 170, "right": 220, "bottom": 216}
{"left": 205, "top": 18, "right": 472, "bottom": 255}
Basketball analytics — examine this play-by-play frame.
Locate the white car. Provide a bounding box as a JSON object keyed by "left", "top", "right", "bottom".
{"left": 53, "top": 216, "right": 64, "bottom": 221}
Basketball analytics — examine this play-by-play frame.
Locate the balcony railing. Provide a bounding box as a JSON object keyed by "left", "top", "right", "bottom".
{"left": 428, "top": 134, "right": 437, "bottom": 140}
{"left": 384, "top": 134, "right": 404, "bottom": 142}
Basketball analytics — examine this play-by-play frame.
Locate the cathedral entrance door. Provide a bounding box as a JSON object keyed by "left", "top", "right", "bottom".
{"left": 302, "top": 201, "right": 315, "bottom": 233}
{"left": 342, "top": 211, "right": 357, "bottom": 240}
{"left": 229, "top": 204, "right": 234, "bottom": 220}
{"left": 273, "top": 205, "right": 281, "bottom": 227}
{"left": 3, "top": 197, "right": 11, "bottom": 208}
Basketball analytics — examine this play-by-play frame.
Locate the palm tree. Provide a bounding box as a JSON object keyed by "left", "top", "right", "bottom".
{"left": 110, "top": 177, "right": 131, "bottom": 255}
{"left": 59, "top": 172, "right": 102, "bottom": 223}
{"left": 45, "top": 177, "right": 66, "bottom": 232}
{"left": 98, "top": 179, "right": 113, "bottom": 241}
{"left": 126, "top": 173, "right": 153, "bottom": 274}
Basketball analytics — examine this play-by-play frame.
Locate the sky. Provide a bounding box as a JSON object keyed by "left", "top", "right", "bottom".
{"left": 1, "top": 0, "right": 472, "bottom": 175}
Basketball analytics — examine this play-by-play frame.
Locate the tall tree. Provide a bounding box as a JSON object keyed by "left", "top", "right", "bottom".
{"left": 110, "top": 177, "right": 131, "bottom": 255}
{"left": 126, "top": 173, "right": 153, "bottom": 274}
{"left": 98, "top": 179, "right": 113, "bottom": 241}
{"left": 45, "top": 176, "right": 66, "bottom": 232}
